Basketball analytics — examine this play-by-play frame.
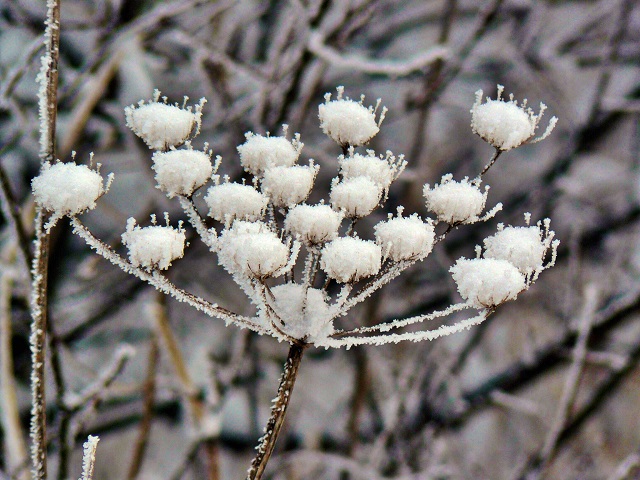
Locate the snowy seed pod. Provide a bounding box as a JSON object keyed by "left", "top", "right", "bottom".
{"left": 423, "top": 175, "right": 487, "bottom": 224}
{"left": 318, "top": 87, "right": 385, "bottom": 147}
{"left": 151, "top": 148, "right": 212, "bottom": 197}
{"left": 262, "top": 163, "right": 318, "bottom": 207}
{"left": 237, "top": 133, "right": 301, "bottom": 175}
{"left": 374, "top": 214, "right": 435, "bottom": 261}
{"left": 217, "top": 221, "right": 289, "bottom": 278}
{"left": 470, "top": 85, "right": 557, "bottom": 151}
{"left": 449, "top": 257, "right": 526, "bottom": 308}
{"left": 121, "top": 218, "right": 186, "bottom": 270}
{"left": 483, "top": 225, "right": 547, "bottom": 275}
{"left": 204, "top": 183, "right": 268, "bottom": 224}
{"left": 125, "top": 90, "right": 205, "bottom": 150}
{"left": 32, "top": 161, "right": 107, "bottom": 227}
{"left": 320, "top": 237, "right": 382, "bottom": 283}
{"left": 266, "top": 283, "right": 333, "bottom": 341}
{"left": 284, "top": 204, "right": 343, "bottom": 245}
{"left": 330, "top": 176, "right": 382, "bottom": 218}
{"left": 339, "top": 152, "right": 396, "bottom": 188}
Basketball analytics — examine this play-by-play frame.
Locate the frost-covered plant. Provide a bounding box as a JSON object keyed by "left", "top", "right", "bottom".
{"left": 31, "top": 85, "right": 558, "bottom": 480}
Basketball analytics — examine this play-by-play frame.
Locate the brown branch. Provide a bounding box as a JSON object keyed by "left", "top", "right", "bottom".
{"left": 247, "top": 342, "right": 306, "bottom": 480}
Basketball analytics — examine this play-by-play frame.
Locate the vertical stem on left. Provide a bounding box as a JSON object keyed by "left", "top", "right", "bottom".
{"left": 31, "top": 1, "right": 61, "bottom": 479}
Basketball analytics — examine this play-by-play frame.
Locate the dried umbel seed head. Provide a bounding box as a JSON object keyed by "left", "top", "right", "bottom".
{"left": 31, "top": 160, "right": 110, "bottom": 230}
{"left": 125, "top": 90, "right": 206, "bottom": 150}
{"left": 339, "top": 150, "right": 405, "bottom": 190}
{"left": 121, "top": 218, "right": 186, "bottom": 270}
{"left": 374, "top": 214, "right": 435, "bottom": 262}
{"left": 261, "top": 163, "right": 318, "bottom": 207}
{"left": 330, "top": 176, "right": 382, "bottom": 218}
{"left": 483, "top": 225, "right": 548, "bottom": 275}
{"left": 204, "top": 183, "right": 268, "bottom": 225}
{"left": 320, "top": 236, "right": 382, "bottom": 283}
{"left": 423, "top": 174, "right": 488, "bottom": 224}
{"left": 151, "top": 147, "right": 212, "bottom": 198}
{"left": 450, "top": 257, "right": 526, "bottom": 308}
{"left": 284, "top": 204, "right": 343, "bottom": 245}
{"left": 237, "top": 132, "right": 302, "bottom": 176}
{"left": 217, "top": 221, "right": 290, "bottom": 279}
{"left": 318, "top": 86, "right": 386, "bottom": 147}
{"left": 470, "top": 85, "right": 557, "bottom": 151}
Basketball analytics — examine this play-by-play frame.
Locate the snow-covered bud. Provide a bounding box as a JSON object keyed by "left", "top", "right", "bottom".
{"left": 217, "top": 221, "right": 290, "bottom": 278}
{"left": 262, "top": 162, "right": 318, "bottom": 207}
{"left": 423, "top": 174, "right": 488, "bottom": 224}
{"left": 471, "top": 85, "right": 557, "bottom": 151}
{"left": 125, "top": 90, "right": 205, "bottom": 150}
{"left": 483, "top": 222, "right": 554, "bottom": 275}
{"left": 339, "top": 150, "right": 406, "bottom": 189}
{"left": 266, "top": 283, "right": 333, "bottom": 341}
{"left": 151, "top": 146, "right": 212, "bottom": 198}
{"left": 374, "top": 214, "right": 435, "bottom": 261}
{"left": 204, "top": 183, "right": 268, "bottom": 224}
{"left": 122, "top": 217, "right": 186, "bottom": 270}
{"left": 450, "top": 258, "right": 526, "bottom": 308}
{"left": 32, "top": 161, "right": 109, "bottom": 229}
{"left": 320, "top": 236, "right": 382, "bottom": 283}
{"left": 330, "top": 176, "right": 382, "bottom": 218}
{"left": 284, "top": 204, "right": 343, "bottom": 245}
{"left": 236, "top": 132, "right": 302, "bottom": 176}
{"left": 318, "top": 86, "right": 386, "bottom": 147}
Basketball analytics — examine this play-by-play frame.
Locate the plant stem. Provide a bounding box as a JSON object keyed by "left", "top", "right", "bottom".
{"left": 247, "top": 342, "right": 306, "bottom": 480}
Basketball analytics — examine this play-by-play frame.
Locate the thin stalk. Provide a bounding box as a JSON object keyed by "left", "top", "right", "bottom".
{"left": 480, "top": 147, "right": 503, "bottom": 176}
{"left": 247, "top": 342, "right": 306, "bottom": 480}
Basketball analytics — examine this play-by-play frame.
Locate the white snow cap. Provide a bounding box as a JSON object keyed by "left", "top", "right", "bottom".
{"left": 423, "top": 174, "right": 488, "bottom": 224}
{"left": 471, "top": 85, "right": 558, "bottom": 151}
{"left": 151, "top": 147, "right": 212, "bottom": 197}
{"left": 204, "top": 182, "right": 268, "bottom": 224}
{"left": 122, "top": 217, "right": 186, "bottom": 270}
{"left": 318, "top": 86, "right": 386, "bottom": 147}
{"left": 330, "top": 176, "right": 382, "bottom": 218}
{"left": 483, "top": 223, "right": 549, "bottom": 275}
{"left": 374, "top": 213, "right": 435, "bottom": 261}
{"left": 236, "top": 132, "right": 302, "bottom": 175}
{"left": 266, "top": 283, "right": 334, "bottom": 341}
{"left": 450, "top": 258, "right": 526, "bottom": 308}
{"left": 32, "top": 161, "right": 107, "bottom": 228}
{"left": 320, "top": 236, "right": 382, "bottom": 283}
{"left": 262, "top": 163, "right": 318, "bottom": 207}
{"left": 284, "top": 204, "right": 343, "bottom": 245}
{"left": 125, "top": 90, "right": 205, "bottom": 150}
{"left": 217, "top": 221, "right": 290, "bottom": 278}
{"left": 339, "top": 150, "right": 405, "bottom": 189}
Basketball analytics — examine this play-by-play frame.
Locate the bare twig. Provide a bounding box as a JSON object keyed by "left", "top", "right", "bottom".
{"left": 247, "top": 342, "right": 306, "bottom": 480}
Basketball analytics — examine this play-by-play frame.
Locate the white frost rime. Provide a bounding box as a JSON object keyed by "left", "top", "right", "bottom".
{"left": 61, "top": 84, "right": 558, "bottom": 350}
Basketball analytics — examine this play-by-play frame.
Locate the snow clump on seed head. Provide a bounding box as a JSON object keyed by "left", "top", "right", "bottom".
{"left": 204, "top": 182, "right": 268, "bottom": 225}
{"left": 320, "top": 236, "right": 382, "bottom": 284}
{"left": 330, "top": 176, "right": 382, "bottom": 218}
{"left": 266, "top": 283, "right": 334, "bottom": 342}
{"left": 318, "top": 86, "right": 386, "bottom": 147}
{"left": 471, "top": 85, "right": 557, "bottom": 151}
{"left": 217, "top": 221, "right": 290, "bottom": 279}
{"left": 261, "top": 162, "right": 319, "bottom": 207}
{"left": 122, "top": 216, "right": 186, "bottom": 270}
{"left": 450, "top": 257, "right": 526, "bottom": 308}
{"left": 483, "top": 220, "right": 555, "bottom": 275}
{"left": 339, "top": 150, "right": 406, "bottom": 190}
{"left": 374, "top": 213, "right": 435, "bottom": 262}
{"left": 284, "top": 204, "right": 343, "bottom": 245}
{"left": 423, "top": 174, "right": 490, "bottom": 224}
{"left": 236, "top": 131, "right": 302, "bottom": 176}
{"left": 32, "top": 160, "right": 109, "bottom": 230}
{"left": 125, "top": 90, "right": 205, "bottom": 151}
{"left": 151, "top": 145, "right": 213, "bottom": 198}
